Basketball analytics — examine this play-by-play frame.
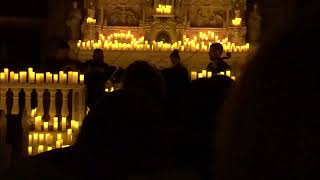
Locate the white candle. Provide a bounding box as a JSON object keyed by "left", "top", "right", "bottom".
{"left": 72, "top": 72, "right": 78, "bottom": 84}
{"left": 29, "top": 72, "right": 35, "bottom": 83}
{"left": 38, "top": 145, "right": 44, "bottom": 154}
{"left": 31, "top": 108, "right": 37, "bottom": 118}
{"left": 61, "top": 117, "right": 67, "bottom": 131}
{"left": 0, "top": 72, "right": 5, "bottom": 83}
{"left": 47, "top": 146, "right": 53, "bottom": 151}
{"left": 202, "top": 70, "right": 207, "bottom": 78}
{"left": 39, "top": 134, "right": 44, "bottom": 144}
{"left": 4, "top": 68, "right": 9, "bottom": 82}
{"left": 46, "top": 72, "right": 52, "bottom": 83}
{"left": 67, "top": 129, "right": 73, "bottom": 144}
{"left": 219, "top": 72, "right": 225, "bottom": 76}
{"left": 19, "top": 71, "right": 27, "bottom": 83}
{"left": 68, "top": 71, "right": 73, "bottom": 84}
{"left": 33, "top": 133, "right": 39, "bottom": 145}
{"left": 198, "top": 73, "right": 203, "bottom": 79}
{"left": 53, "top": 74, "right": 58, "bottom": 83}
{"left": 71, "top": 120, "right": 75, "bottom": 131}
{"left": 56, "top": 140, "right": 62, "bottom": 148}
{"left": 191, "top": 72, "right": 197, "bottom": 80}
{"left": 226, "top": 70, "right": 231, "bottom": 77}
{"left": 79, "top": 74, "right": 84, "bottom": 84}
{"left": 74, "top": 121, "right": 79, "bottom": 132}
{"left": 9, "top": 71, "right": 14, "bottom": 82}
{"left": 14, "top": 73, "right": 19, "bottom": 83}
{"left": 53, "top": 117, "right": 58, "bottom": 131}
{"left": 43, "top": 122, "right": 49, "bottom": 131}
{"left": 57, "top": 133, "right": 62, "bottom": 141}
{"left": 28, "top": 146, "right": 33, "bottom": 156}
{"left": 47, "top": 134, "right": 53, "bottom": 146}
{"left": 35, "top": 116, "right": 42, "bottom": 131}
{"left": 28, "top": 134, "right": 33, "bottom": 145}
{"left": 231, "top": 76, "right": 236, "bottom": 81}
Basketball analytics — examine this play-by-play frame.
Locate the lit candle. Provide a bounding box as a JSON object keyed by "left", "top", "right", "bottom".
{"left": 29, "top": 72, "right": 35, "bottom": 83}
{"left": 28, "top": 146, "right": 33, "bottom": 156}
{"left": 47, "top": 134, "right": 53, "bottom": 146}
{"left": 74, "top": 121, "right": 79, "bottom": 132}
{"left": 207, "top": 72, "right": 213, "bottom": 78}
{"left": 72, "top": 72, "right": 78, "bottom": 84}
{"left": 61, "top": 117, "right": 67, "bottom": 131}
{"left": 53, "top": 117, "right": 58, "bottom": 131}
{"left": 38, "top": 145, "right": 44, "bottom": 154}
{"left": 43, "top": 122, "right": 49, "bottom": 131}
{"left": 53, "top": 74, "right": 58, "bottom": 83}
{"left": 33, "top": 133, "right": 38, "bottom": 145}
{"left": 28, "top": 134, "right": 33, "bottom": 145}
{"left": 19, "top": 71, "right": 27, "bottom": 83}
{"left": 56, "top": 140, "right": 62, "bottom": 148}
{"left": 36, "top": 73, "right": 41, "bottom": 83}
{"left": 9, "top": 71, "right": 14, "bottom": 82}
{"left": 57, "top": 133, "right": 62, "bottom": 141}
{"left": 198, "top": 73, "right": 203, "bottom": 79}
{"left": 39, "top": 134, "right": 44, "bottom": 144}
{"left": 231, "top": 76, "right": 236, "bottom": 81}
{"left": 226, "top": 70, "right": 231, "bottom": 77}
{"left": 35, "top": 116, "right": 42, "bottom": 131}
{"left": 68, "top": 71, "right": 73, "bottom": 84}
{"left": 0, "top": 72, "right": 5, "bottom": 83}
{"left": 13, "top": 73, "right": 18, "bottom": 83}
{"left": 191, "top": 71, "right": 197, "bottom": 80}
{"left": 47, "top": 146, "right": 53, "bottom": 151}
{"left": 219, "top": 72, "right": 225, "bottom": 76}
{"left": 71, "top": 120, "right": 75, "bottom": 131}
{"left": 46, "top": 72, "right": 52, "bottom": 83}
{"left": 79, "top": 74, "right": 84, "bottom": 84}
{"left": 4, "top": 68, "right": 9, "bottom": 82}
{"left": 67, "top": 129, "right": 73, "bottom": 144}
{"left": 31, "top": 108, "right": 37, "bottom": 118}
{"left": 202, "top": 70, "right": 207, "bottom": 78}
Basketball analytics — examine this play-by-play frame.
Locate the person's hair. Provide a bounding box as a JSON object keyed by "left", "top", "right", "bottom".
{"left": 170, "top": 49, "right": 180, "bottom": 60}
{"left": 210, "top": 43, "right": 223, "bottom": 54}
{"left": 93, "top": 48, "right": 103, "bottom": 55}
{"left": 122, "top": 61, "right": 165, "bottom": 100}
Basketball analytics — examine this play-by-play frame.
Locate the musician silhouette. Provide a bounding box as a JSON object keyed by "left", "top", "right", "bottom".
{"left": 206, "top": 43, "right": 231, "bottom": 74}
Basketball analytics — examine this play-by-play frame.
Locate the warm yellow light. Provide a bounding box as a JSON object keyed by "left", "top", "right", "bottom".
{"left": 232, "top": 18, "right": 242, "bottom": 26}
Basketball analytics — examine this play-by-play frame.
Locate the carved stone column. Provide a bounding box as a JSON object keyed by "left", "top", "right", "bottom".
{"left": 49, "top": 89, "right": 57, "bottom": 123}
{"left": 11, "top": 89, "right": 20, "bottom": 115}
{"left": 24, "top": 89, "right": 32, "bottom": 117}
{"left": 61, "top": 90, "right": 69, "bottom": 118}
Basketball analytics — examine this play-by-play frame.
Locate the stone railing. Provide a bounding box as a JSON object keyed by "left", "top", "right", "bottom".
{"left": 0, "top": 68, "right": 86, "bottom": 156}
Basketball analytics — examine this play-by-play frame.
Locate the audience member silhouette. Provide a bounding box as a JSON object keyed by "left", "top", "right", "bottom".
{"left": 213, "top": 4, "right": 320, "bottom": 179}
{"left": 82, "top": 48, "right": 116, "bottom": 109}
{"left": 206, "top": 43, "right": 231, "bottom": 74}
{"left": 43, "top": 41, "right": 80, "bottom": 73}
{"left": 162, "top": 50, "right": 189, "bottom": 99}
{"left": 177, "top": 75, "right": 234, "bottom": 180}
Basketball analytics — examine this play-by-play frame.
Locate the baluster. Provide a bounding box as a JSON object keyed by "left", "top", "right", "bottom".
{"left": 0, "top": 89, "right": 7, "bottom": 112}
{"left": 11, "top": 89, "right": 20, "bottom": 114}
{"left": 61, "top": 89, "right": 69, "bottom": 118}
{"left": 37, "top": 89, "right": 44, "bottom": 117}
{"left": 24, "top": 89, "right": 32, "bottom": 117}
{"left": 49, "top": 89, "right": 57, "bottom": 124}
{"left": 72, "top": 90, "right": 78, "bottom": 121}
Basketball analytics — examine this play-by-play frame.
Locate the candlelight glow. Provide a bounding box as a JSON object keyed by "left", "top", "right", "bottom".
{"left": 156, "top": 4, "right": 173, "bottom": 15}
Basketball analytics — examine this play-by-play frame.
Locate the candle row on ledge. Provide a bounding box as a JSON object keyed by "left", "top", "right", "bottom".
{"left": 232, "top": 18, "right": 242, "bottom": 27}
{"left": 28, "top": 131, "right": 72, "bottom": 156}
{"left": 77, "top": 30, "right": 250, "bottom": 53}
{"left": 0, "top": 68, "right": 84, "bottom": 84}
{"left": 156, "top": 4, "right": 173, "bottom": 15}
{"left": 86, "top": 17, "right": 97, "bottom": 24}
{"left": 191, "top": 70, "right": 236, "bottom": 81}
{"left": 33, "top": 116, "right": 80, "bottom": 132}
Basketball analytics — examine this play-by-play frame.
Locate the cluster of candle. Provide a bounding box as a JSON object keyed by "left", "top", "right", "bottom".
{"left": 156, "top": 4, "right": 173, "bottom": 15}
{"left": 232, "top": 18, "right": 242, "bottom": 27}
{"left": 191, "top": 70, "right": 236, "bottom": 81}
{"left": 105, "top": 87, "right": 115, "bottom": 93}
{"left": 0, "top": 68, "right": 84, "bottom": 84}
{"left": 86, "top": 17, "right": 97, "bottom": 24}
{"left": 77, "top": 30, "right": 250, "bottom": 53}
{"left": 28, "top": 109, "right": 80, "bottom": 156}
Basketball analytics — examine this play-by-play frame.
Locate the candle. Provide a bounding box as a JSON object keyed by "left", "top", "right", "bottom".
{"left": 35, "top": 116, "right": 42, "bottom": 131}
{"left": 67, "top": 129, "right": 73, "bottom": 144}
{"left": 231, "top": 76, "right": 236, "bottom": 81}
{"left": 219, "top": 72, "right": 225, "bottom": 76}
{"left": 72, "top": 72, "right": 78, "bottom": 84}
{"left": 31, "top": 108, "right": 37, "bottom": 118}
{"left": 45, "top": 134, "right": 50, "bottom": 144}
{"left": 9, "top": 72, "right": 14, "bottom": 82}
{"left": 19, "top": 71, "right": 27, "bottom": 83}
{"left": 33, "top": 133, "right": 39, "bottom": 145}
{"left": 57, "top": 133, "right": 62, "bottom": 141}
{"left": 43, "top": 122, "right": 49, "bottom": 131}
{"left": 47, "top": 146, "right": 53, "bottom": 151}
{"left": 74, "top": 121, "right": 79, "bottom": 132}
{"left": 28, "top": 134, "right": 33, "bottom": 145}
{"left": 226, "top": 70, "right": 231, "bottom": 77}
{"left": 38, "top": 145, "right": 44, "bottom": 153}
{"left": 14, "top": 73, "right": 19, "bottom": 83}
{"left": 53, "top": 74, "right": 58, "bottom": 83}
{"left": 28, "top": 146, "right": 33, "bottom": 156}
{"left": 191, "top": 72, "right": 197, "bottom": 80}
{"left": 0, "top": 72, "right": 4, "bottom": 83}
{"left": 207, "top": 72, "right": 213, "bottom": 78}
{"left": 71, "top": 120, "right": 75, "bottom": 131}
{"left": 68, "top": 71, "right": 73, "bottom": 84}
{"left": 36, "top": 73, "right": 41, "bottom": 83}
{"left": 46, "top": 72, "right": 52, "bottom": 83}
{"left": 29, "top": 72, "right": 35, "bottom": 83}
{"left": 79, "top": 74, "right": 84, "bottom": 84}
{"left": 56, "top": 140, "right": 62, "bottom": 148}
{"left": 198, "top": 73, "right": 203, "bottom": 79}
{"left": 47, "top": 134, "right": 53, "bottom": 146}
{"left": 53, "top": 117, "right": 58, "bottom": 131}
{"left": 202, "top": 70, "right": 207, "bottom": 78}
{"left": 61, "top": 117, "right": 67, "bottom": 131}
{"left": 4, "top": 68, "right": 9, "bottom": 82}
{"left": 39, "top": 134, "right": 44, "bottom": 144}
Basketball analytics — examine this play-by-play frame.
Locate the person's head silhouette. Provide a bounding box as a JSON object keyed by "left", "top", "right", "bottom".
{"left": 92, "top": 49, "right": 104, "bottom": 62}
{"left": 209, "top": 43, "right": 223, "bottom": 61}
{"left": 170, "top": 49, "right": 181, "bottom": 66}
